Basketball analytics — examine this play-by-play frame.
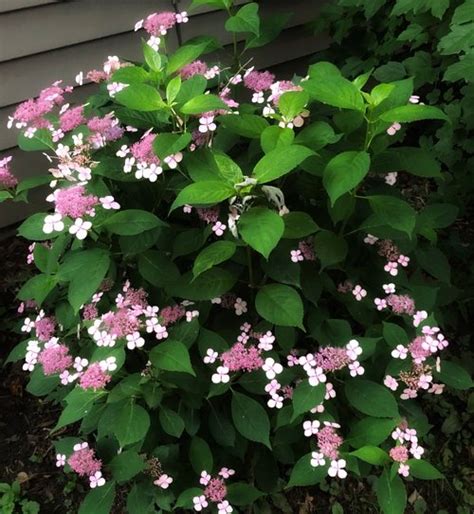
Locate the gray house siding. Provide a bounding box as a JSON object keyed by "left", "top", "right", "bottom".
{"left": 0, "top": 0, "right": 329, "bottom": 228}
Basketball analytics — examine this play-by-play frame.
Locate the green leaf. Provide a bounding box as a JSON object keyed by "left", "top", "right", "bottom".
{"left": 115, "top": 84, "right": 165, "bottom": 111}
{"left": 260, "top": 126, "right": 295, "bottom": 153}
{"left": 214, "top": 153, "right": 244, "bottom": 183}
{"left": 350, "top": 446, "right": 390, "bottom": 465}
{"left": 18, "top": 128, "right": 53, "bottom": 151}
{"left": 303, "top": 75, "right": 365, "bottom": 111}
{"left": 138, "top": 250, "right": 180, "bottom": 287}
{"left": 111, "top": 66, "right": 149, "bottom": 84}
{"left": 416, "top": 247, "right": 451, "bottom": 283}
{"left": 408, "top": 459, "right": 444, "bottom": 479}
{"left": 376, "top": 470, "right": 406, "bottom": 514}
{"left": 55, "top": 388, "right": 106, "bottom": 430}
{"left": 171, "top": 181, "right": 235, "bottom": 211}
{"left": 246, "top": 12, "right": 289, "bottom": 49}
{"left": 368, "top": 196, "right": 416, "bottom": 236}
{"left": 253, "top": 145, "right": 314, "bottom": 183}
{"left": 109, "top": 451, "right": 145, "bottom": 482}
{"left": 150, "top": 340, "right": 196, "bottom": 376}
{"left": 323, "top": 151, "right": 370, "bottom": 205}
{"left": 193, "top": 241, "right": 236, "bottom": 278}
{"left": 174, "top": 488, "right": 204, "bottom": 510}
{"left": 348, "top": 417, "right": 399, "bottom": 448}
{"left": 313, "top": 230, "right": 348, "bottom": 268}
{"left": 79, "top": 482, "right": 115, "bottom": 514}
{"left": 291, "top": 382, "right": 325, "bottom": 421}
{"left": 287, "top": 453, "right": 329, "bottom": 487}
{"left": 17, "top": 274, "right": 57, "bottom": 305}
{"left": 282, "top": 211, "right": 319, "bottom": 239}
{"left": 372, "top": 147, "right": 441, "bottom": 178}
{"left": 167, "top": 41, "right": 210, "bottom": 75}
{"left": 278, "top": 91, "right": 309, "bottom": 119}
{"left": 166, "top": 268, "right": 236, "bottom": 300}
{"left": 383, "top": 322, "right": 409, "bottom": 349}
{"left": 418, "top": 203, "right": 458, "bottom": 229}
{"left": 231, "top": 391, "right": 271, "bottom": 448}
{"left": 103, "top": 401, "right": 150, "bottom": 447}
{"left": 18, "top": 213, "right": 58, "bottom": 241}
{"left": 152, "top": 132, "right": 192, "bottom": 159}
{"left": 0, "top": 191, "right": 12, "bottom": 202}
{"left": 26, "top": 367, "right": 59, "bottom": 396}
{"left": 57, "top": 249, "right": 110, "bottom": 312}
{"left": 166, "top": 75, "right": 182, "bottom": 103}
{"left": 439, "top": 24, "right": 474, "bottom": 55}
{"left": 226, "top": 483, "right": 263, "bottom": 505}
{"left": 189, "top": 436, "right": 213, "bottom": 474}
{"left": 345, "top": 380, "right": 399, "bottom": 418}
{"left": 379, "top": 105, "right": 449, "bottom": 123}
{"left": 256, "top": 284, "right": 304, "bottom": 328}
{"left": 159, "top": 407, "right": 185, "bottom": 437}
{"left": 102, "top": 209, "right": 166, "bottom": 235}
{"left": 434, "top": 361, "right": 473, "bottom": 390}
{"left": 444, "top": 53, "right": 474, "bottom": 82}
{"left": 225, "top": 3, "right": 260, "bottom": 35}
{"left": 294, "top": 121, "right": 341, "bottom": 151}
{"left": 180, "top": 94, "right": 227, "bottom": 115}
{"left": 238, "top": 207, "right": 284, "bottom": 259}
{"left": 219, "top": 114, "right": 269, "bottom": 139}
{"left": 142, "top": 43, "right": 161, "bottom": 71}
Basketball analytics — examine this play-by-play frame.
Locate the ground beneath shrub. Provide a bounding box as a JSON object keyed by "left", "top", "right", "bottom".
{"left": 0, "top": 236, "right": 472, "bottom": 513}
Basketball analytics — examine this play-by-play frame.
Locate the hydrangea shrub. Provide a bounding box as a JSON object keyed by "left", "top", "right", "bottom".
{"left": 2, "top": 2, "right": 473, "bottom": 513}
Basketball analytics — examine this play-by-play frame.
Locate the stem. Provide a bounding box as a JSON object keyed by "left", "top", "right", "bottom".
{"left": 247, "top": 246, "right": 255, "bottom": 289}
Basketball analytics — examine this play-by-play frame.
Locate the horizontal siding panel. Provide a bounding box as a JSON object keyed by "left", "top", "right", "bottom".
{"left": 0, "top": 30, "right": 179, "bottom": 108}
{"left": 0, "top": 0, "right": 172, "bottom": 61}
{"left": 0, "top": 0, "right": 58, "bottom": 13}
{"left": 177, "top": 0, "right": 248, "bottom": 16}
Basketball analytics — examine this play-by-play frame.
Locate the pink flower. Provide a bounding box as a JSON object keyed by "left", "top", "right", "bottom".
{"left": 258, "top": 331, "right": 275, "bottom": 351}
{"left": 154, "top": 474, "right": 173, "bottom": 489}
{"left": 200, "top": 471, "right": 211, "bottom": 486}
{"left": 428, "top": 383, "right": 444, "bottom": 395}
{"left": 413, "top": 310, "right": 428, "bottom": 327}
{"left": 364, "top": 234, "right": 379, "bottom": 245}
{"left": 390, "top": 445, "right": 409, "bottom": 463}
{"left": 244, "top": 70, "right": 275, "bottom": 92}
{"left": 180, "top": 60, "right": 209, "bottom": 80}
{"left": 212, "top": 221, "right": 226, "bottom": 237}
{"left": 418, "top": 374, "right": 432, "bottom": 390}
{"left": 218, "top": 468, "right": 235, "bottom": 479}
{"left": 397, "top": 255, "right": 410, "bottom": 267}
{"left": 198, "top": 115, "right": 217, "bottom": 133}
{"left": 233, "top": 297, "right": 247, "bottom": 316}
{"left": 384, "top": 262, "right": 399, "bottom": 276}
{"left": 217, "top": 500, "right": 233, "bottom": 514}
{"left": 193, "top": 495, "right": 208, "bottom": 512}
{"left": 384, "top": 375, "right": 398, "bottom": 391}
{"left": 79, "top": 363, "right": 111, "bottom": 390}
{"left": 398, "top": 463, "right": 410, "bottom": 477}
{"left": 265, "top": 379, "right": 281, "bottom": 396}
{"left": 374, "top": 298, "right": 387, "bottom": 311}
{"left": 68, "top": 446, "right": 102, "bottom": 477}
{"left": 143, "top": 11, "right": 177, "bottom": 36}
{"left": 204, "top": 477, "right": 227, "bottom": 502}
{"left": 99, "top": 196, "right": 120, "bottom": 210}
{"left": 0, "top": 156, "right": 18, "bottom": 188}
{"left": 290, "top": 249, "right": 304, "bottom": 263}
{"left": 38, "top": 344, "right": 73, "bottom": 375}
{"left": 387, "top": 122, "right": 401, "bottom": 136}
{"left": 164, "top": 152, "right": 183, "bottom": 169}
{"left": 352, "top": 285, "right": 367, "bottom": 301}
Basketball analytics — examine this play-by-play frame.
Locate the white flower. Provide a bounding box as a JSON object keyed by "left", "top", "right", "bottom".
{"left": 69, "top": 218, "right": 92, "bottom": 240}
{"left": 56, "top": 453, "right": 66, "bottom": 467}
{"left": 328, "top": 459, "right": 347, "bottom": 479}
{"left": 164, "top": 152, "right": 183, "bottom": 169}
{"left": 21, "top": 318, "right": 35, "bottom": 333}
{"left": 89, "top": 471, "right": 106, "bottom": 488}
{"left": 24, "top": 127, "right": 37, "bottom": 139}
{"left": 123, "top": 156, "right": 135, "bottom": 173}
{"left": 217, "top": 500, "right": 233, "bottom": 514}
{"left": 155, "top": 324, "right": 168, "bottom": 340}
{"left": 100, "top": 196, "right": 120, "bottom": 210}
{"left": 398, "top": 463, "right": 410, "bottom": 477}
{"left": 349, "top": 361, "right": 364, "bottom": 377}
{"left": 352, "top": 285, "right": 367, "bottom": 301}
{"left": 385, "top": 172, "right": 398, "bottom": 186}
{"left": 75, "top": 71, "right": 84, "bottom": 86}
{"left": 193, "top": 495, "right": 208, "bottom": 512}
{"left": 262, "top": 357, "right": 283, "bottom": 380}
{"left": 211, "top": 366, "right": 230, "bottom": 384}
{"left": 43, "top": 213, "right": 64, "bottom": 234}
{"left": 364, "top": 233, "right": 379, "bottom": 245}
{"left": 176, "top": 11, "right": 189, "bottom": 24}
{"left": 126, "top": 331, "right": 145, "bottom": 350}
{"left": 186, "top": 310, "right": 199, "bottom": 322}
{"left": 199, "top": 471, "right": 211, "bottom": 486}
{"left": 310, "top": 451, "right": 326, "bottom": 467}
{"left": 258, "top": 331, "right": 275, "bottom": 351}
{"left": 303, "top": 420, "right": 320, "bottom": 437}
{"left": 107, "top": 82, "right": 128, "bottom": 98}
{"left": 410, "top": 444, "right": 424, "bottom": 459}
{"left": 391, "top": 345, "right": 408, "bottom": 359}
{"left": 234, "top": 297, "right": 247, "bottom": 316}
{"left": 154, "top": 474, "right": 173, "bottom": 489}
{"left": 147, "top": 36, "right": 161, "bottom": 51}
{"left": 383, "top": 283, "right": 396, "bottom": 294}
{"left": 203, "top": 348, "right": 218, "bottom": 364}
{"left": 99, "top": 356, "right": 117, "bottom": 372}
{"left": 267, "top": 393, "right": 283, "bottom": 409}
{"left": 134, "top": 19, "right": 144, "bottom": 31}
{"left": 116, "top": 145, "right": 129, "bottom": 158}
{"left": 198, "top": 115, "right": 216, "bottom": 133}
{"left": 346, "top": 339, "right": 362, "bottom": 360}
{"left": 308, "top": 366, "right": 327, "bottom": 386}
{"left": 73, "top": 357, "right": 89, "bottom": 372}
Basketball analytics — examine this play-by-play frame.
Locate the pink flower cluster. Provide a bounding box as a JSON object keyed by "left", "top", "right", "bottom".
{"left": 54, "top": 185, "right": 98, "bottom": 219}
{"left": 244, "top": 70, "right": 275, "bottom": 92}
{"left": 384, "top": 325, "right": 448, "bottom": 399}
{"left": 38, "top": 343, "right": 73, "bottom": 375}
{"left": 57, "top": 442, "right": 106, "bottom": 489}
{"left": 87, "top": 113, "right": 124, "bottom": 148}
{"left": 0, "top": 156, "right": 17, "bottom": 189}
{"left": 193, "top": 469, "right": 235, "bottom": 513}
{"left": 59, "top": 105, "right": 85, "bottom": 132}
{"left": 308, "top": 421, "right": 347, "bottom": 479}
{"left": 389, "top": 422, "right": 424, "bottom": 477}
